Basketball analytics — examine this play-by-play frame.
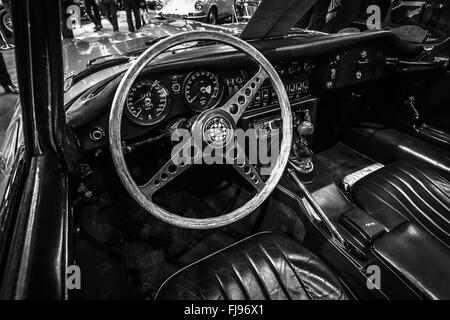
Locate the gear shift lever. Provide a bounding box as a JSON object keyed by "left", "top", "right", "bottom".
{"left": 289, "top": 111, "right": 315, "bottom": 183}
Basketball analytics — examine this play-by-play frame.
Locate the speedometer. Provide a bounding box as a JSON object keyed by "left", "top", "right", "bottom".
{"left": 125, "top": 80, "right": 169, "bottom": 126}
{"left": 183, "top": 71, "right": 223, "bottom": 112}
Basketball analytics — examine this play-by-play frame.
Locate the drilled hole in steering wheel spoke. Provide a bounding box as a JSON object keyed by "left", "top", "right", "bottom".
{"left": 229, "top": 104, "right": 239, "bottom": 115}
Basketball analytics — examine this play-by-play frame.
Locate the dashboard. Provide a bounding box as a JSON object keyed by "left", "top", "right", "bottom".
{"left": 78, "top": 61, "right": 315, "bottom": 150}
{"left": 68, "top": 31, "right": 419, "bottom": 151}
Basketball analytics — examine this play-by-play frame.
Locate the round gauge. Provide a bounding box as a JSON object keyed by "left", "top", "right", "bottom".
{"left": 125, "top": 80, "right": 169, "bottom": 126}
{"left": 183, "top": 71, "right": 223, "bottom": 112}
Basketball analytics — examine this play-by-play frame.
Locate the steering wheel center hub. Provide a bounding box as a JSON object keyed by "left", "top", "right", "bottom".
{"left": 203, "top": 116, "right": 234, "bottom": 147}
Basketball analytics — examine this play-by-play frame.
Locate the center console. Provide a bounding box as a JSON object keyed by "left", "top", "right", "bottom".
{"left": 242, "top": 96, "right": 318, "bottom": 183}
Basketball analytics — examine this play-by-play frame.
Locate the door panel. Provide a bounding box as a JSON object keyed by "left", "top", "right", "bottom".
{"left": 0, "top": 153, "right": 69, "bottom": 299}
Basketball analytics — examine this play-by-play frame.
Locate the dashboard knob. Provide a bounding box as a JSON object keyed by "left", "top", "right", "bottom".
{"left": 89, "top": 127, "right": 105, "bottom": 141}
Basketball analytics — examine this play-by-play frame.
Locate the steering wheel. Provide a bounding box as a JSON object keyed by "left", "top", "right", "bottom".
{"left": 109, "top": 30, "right": 292, "bottom": 229}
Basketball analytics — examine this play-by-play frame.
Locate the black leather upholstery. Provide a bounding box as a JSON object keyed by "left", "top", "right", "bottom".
{"left": 155, "top": 232, "right": 350, "bottom": 300}
{"left": 373, "top": 222, "right": 450, "bottom": 300}
{"left": 351, "top": 162, "right": 450, "bottom": 247}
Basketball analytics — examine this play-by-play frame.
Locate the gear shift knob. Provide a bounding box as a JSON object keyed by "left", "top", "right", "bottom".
{"left": 289, "top": 119, "right": 315, "bottom": 183}
{"left": 297, "top": 121, "right": 314, "bottom": 137}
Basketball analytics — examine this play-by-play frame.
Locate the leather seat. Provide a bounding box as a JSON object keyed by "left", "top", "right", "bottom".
{"left": 351, "top": 162, "right": 450, "bottom": 248}
{"left": 155, "top": 232, "right": 350, "bottom": 300}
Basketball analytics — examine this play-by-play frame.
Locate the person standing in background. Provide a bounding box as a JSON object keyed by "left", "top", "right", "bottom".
{"left": 0, "top": 52, "right": 18, "bottom": 94}
{"left": 123, "top": 0, "right": 141, "bottom": 32}
{"left": 96, "top": 0, "right": 119, "bottom": 32}
{"left": 84, "top": 0, "right": 103, "bottom": 31}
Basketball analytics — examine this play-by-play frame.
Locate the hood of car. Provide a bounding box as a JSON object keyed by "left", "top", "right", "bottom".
{"left": 62, "top": 18, "right": 240, "bottom": 81}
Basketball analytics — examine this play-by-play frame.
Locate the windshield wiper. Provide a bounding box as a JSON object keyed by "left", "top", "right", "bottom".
{"left": 86, "top": 55, "right": 130, "bottom": 68}
{"left": 124, "top": 36, "right": 169, "bottom": 56}
{"left": 72, "top": 55, "right": 131, "bottom": 84}
{"left": 145, "top": 36, "right": 169, "bottom": 47}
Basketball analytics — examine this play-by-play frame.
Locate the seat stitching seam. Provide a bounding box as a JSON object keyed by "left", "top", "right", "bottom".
{"left": 213, "top": 273, "right": 229, "bottom": 300}
{"left": 396, "top": 166, "right": 450, "bottom": 215}
{"left": 358, "top": 185, "right": 409, "bottom": 222}
{"left": 404, "top": 164, "right": 450, "bottom": 200}
{"left": 363, "top": 178, "right": 412, "bottom": 216}
{"left": 404, "top": 162, "right": 450, "bottom": 186}
{"left": 372, "top": 174, "right": 450, "bottom": 237}
{"left": 381, "top": 170, "right": 450, "bottom": 230}
{"left": 271, "top": 242, "right": 314, "bottom": 300}
{"left": 256, "top": 243, "right": 293, "bottom": 300}
{"left": 239, "top": 249, "right": 272, "bottom": 300}
{"left": 365, "top": 177, "right": 450, "bottom": 240}
{"left": 228, "top": 260, "right": 251, "bottom": 300}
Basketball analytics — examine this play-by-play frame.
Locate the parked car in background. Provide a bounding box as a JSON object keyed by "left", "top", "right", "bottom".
{"left": 145, "top": 0, "right": 164, "bottom": 10}
{"left": 156, "top": 0, "right": 235, "bottom": 24}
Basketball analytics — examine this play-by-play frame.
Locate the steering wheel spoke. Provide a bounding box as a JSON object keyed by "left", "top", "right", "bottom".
{"left": 140, "top": 157, "right": 192, "bottom": 199}
{"left": 232, "top": 160, "right": 265, "bottom": 192}
{"left": 227, "top": 142, "right": 265, "bottom": 192}
{"left": 219, "top": 67, "right": 268, "bottom": 123}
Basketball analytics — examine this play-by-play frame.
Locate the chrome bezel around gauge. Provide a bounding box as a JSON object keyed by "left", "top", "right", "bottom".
{"left": 125, "top": 79, "right": 170, "bottom": 126}
{"left": 182, "top": 71, "right": 224, "bottom": 112}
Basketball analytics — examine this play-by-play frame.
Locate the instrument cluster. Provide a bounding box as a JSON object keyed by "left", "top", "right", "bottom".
{"left": 124, "top": 60, "right": 314, "bottom": 127}
{"left": 124, "top": 70, "right": 229, "bottom": 126}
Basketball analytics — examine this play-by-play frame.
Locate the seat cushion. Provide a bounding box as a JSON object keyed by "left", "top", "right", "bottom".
{"left": 351, "top": 162, "right": 450, "bottom": 247}
{"left": 155, "top": 232, "right": 350, "bottom": 300}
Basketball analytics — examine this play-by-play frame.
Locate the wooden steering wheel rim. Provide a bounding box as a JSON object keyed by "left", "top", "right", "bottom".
{"left": 109, "top": 30, "right": 292, "bottom": 229}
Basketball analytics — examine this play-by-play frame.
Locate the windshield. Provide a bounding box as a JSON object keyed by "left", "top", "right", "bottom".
{"left": 60, "top": 0, "right": 449, "bottom": 82}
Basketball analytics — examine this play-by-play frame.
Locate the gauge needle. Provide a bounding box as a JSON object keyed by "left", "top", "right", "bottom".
{"left": 135, "top": 108, "right": 143, "bottom": 117}
{"left": 131, "top": 95, "right": 148, "bottom": 106}
{"left": 189, "top": 92, "right": 202, "bottom": 103}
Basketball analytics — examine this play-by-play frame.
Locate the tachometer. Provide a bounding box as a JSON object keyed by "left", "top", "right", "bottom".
{"left": 125, "top": 80, "right": 169, "bottom": 126}
{"left": 183, "top": 71, "right": 222, "bottom": 112}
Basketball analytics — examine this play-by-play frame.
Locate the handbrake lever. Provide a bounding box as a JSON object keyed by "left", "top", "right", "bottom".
{"left": 287, "top": 167, "right": 347, "bottom": 248}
